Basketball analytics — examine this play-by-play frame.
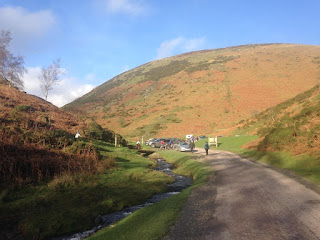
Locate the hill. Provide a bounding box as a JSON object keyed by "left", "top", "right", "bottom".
{"left": 63, "top": 44, "right": 320, "bottom": 139}
{"left": 236, "top": 84, "right": 320, "bottom": 157}
{"left": 0, "top": 84, "right": 86, "bottom": 133}
{"left": 0, "top": 84, "right": 121, "bottom": 185}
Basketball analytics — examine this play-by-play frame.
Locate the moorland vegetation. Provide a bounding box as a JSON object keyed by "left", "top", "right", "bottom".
{"left": 64, "top": 44, "right": 320, "bottom": 140}
{"left": 2, "top": 41, "right": 320, "bottom": 240}
{"left": 0, "top": 83, "right": 209, "bottom": 240}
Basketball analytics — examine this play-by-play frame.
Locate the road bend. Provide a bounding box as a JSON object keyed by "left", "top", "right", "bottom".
{"left": 164, "top": 148, "right": 320, "bottom": 240}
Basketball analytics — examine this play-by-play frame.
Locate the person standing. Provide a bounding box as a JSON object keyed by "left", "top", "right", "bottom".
{"left": 160, "top": 140, "right": 165, "bottom": 150}
{"left": 136, "top": 140, "right": 141, "bottom": 149}
{"left": 204, "top": 141, "right": 209, "bottom": 155}
{"left": 75, "top": 131, "right": 81, "bottom": 141}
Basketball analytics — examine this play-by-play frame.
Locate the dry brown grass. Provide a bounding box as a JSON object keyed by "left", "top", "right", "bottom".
{"left": 0, "top": 84, "right": 116, "bottom": 186}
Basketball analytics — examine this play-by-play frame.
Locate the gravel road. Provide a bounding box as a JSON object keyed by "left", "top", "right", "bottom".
{"left": 164, "top": 148, "right": 320, "bottom": 240}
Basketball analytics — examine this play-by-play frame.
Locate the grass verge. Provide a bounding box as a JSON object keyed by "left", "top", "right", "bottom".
{"left": 88, "top": 149, "right": 212, "bottom": 240}
{"left": 0, "top": 141, "right": 174, "bottom": 239}
{"left": 241, "top": 150, "right": 320, "bottom": 185}
{"left": 196, "top": 136, "right": 320, "bottom": 185}
{"left": 195, "top": 135, "right": 258, "bottom": 153}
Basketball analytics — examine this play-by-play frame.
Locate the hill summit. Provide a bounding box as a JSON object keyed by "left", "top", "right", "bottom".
{"left": 64, "top": 44, "right": 320, "bottom": 139}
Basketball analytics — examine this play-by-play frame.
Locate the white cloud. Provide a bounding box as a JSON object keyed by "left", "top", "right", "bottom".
{"left": 0, "top": 6, "right": 55, "bottom": 50}
{"left": 156, "top": 37, "right": 184, "bottom": 60}
{"left": 23, "top": 67, "right": 95, "bottom": 107}
{"left": 156, "top": 36, "right": 207, "bottom": 59}
{"left": 100, "top": 0, "right": 148, "bottom": 16}
{"left": 23, "top": 66, "right": 42, "bottom": 94}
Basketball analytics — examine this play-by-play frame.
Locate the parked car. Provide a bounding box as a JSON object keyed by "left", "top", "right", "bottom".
{"left": 149, "top": 138, "right": 170, "bottom": 148}
{"left": 148, "top": 138, "right": 159, "bottom": 147}
{"left": 168, "top": 138, "right": 180, "bottom": 145}
{"left": 175, "top": 142, "right": 191, "bottom": 152}
{"left": 199, "top": 135, "right": 207, "bottom": 139}
{"left": 145, "top": 138, "right": 153, "bottom": 145}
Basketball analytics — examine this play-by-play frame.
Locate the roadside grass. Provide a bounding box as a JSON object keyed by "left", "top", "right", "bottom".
{"left": 0, "top": 141, "right": 174, "bottom": 239}
{"left": 88, "top": 149, "right": 212, "bottom": 240}
{"left": 196, "top": 135, "right": 320, "bottom": 185}
{"left": 241, "top": 150, "right": 320, "bottom": 185}
{"left": 195, "top": 135, "right": 259, "bottom": 153}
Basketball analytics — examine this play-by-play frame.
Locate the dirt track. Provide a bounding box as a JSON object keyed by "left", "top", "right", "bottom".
{"left": 164, "top": 148, "right": 320, "bottom": 240}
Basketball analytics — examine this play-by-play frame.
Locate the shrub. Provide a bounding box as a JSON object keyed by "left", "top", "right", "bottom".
{"left": 85, "top": 122, "right": 114, "bottom": 143}
{"left": 258, "top": 126, "right": 297, "bottom": 151}
{"left": 0, "top": 140, "right": 115, "bottom": 186}
{"left": 15, "top": 105, "right": 35, "bottom": 112}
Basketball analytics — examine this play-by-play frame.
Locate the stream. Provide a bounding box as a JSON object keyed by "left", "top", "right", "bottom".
{"left": 50, "top": 158, "right": 193, "bottom": 240}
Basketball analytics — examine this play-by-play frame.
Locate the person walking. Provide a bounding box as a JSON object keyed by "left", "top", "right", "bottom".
{"left": 190, "top": 140, "right": 195, "bottom": 153}
{"left": 204, "top": 141, "right": 209, "bottom": 155}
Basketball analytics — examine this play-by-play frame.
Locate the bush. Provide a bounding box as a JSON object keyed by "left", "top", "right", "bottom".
{"left": 85, "top": 122, "right": 114, "bottom": 142}
{"left": 258, "top": 126, "right": 297, "bottom": 151}
{"left": 85, "top": 122, "right": 127, "bottom": 146}
{"left": 0, "top": 140, "right": 114, "bottom": 186}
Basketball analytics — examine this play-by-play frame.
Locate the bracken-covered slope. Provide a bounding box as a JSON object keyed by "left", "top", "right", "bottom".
{"left": 63, "top": 44, "right": 320, "bottom": 139}
{"left": 1, "top": 83, "right": 125, "bottom": 188}
{"left": 237, "top": 84, "right": 320, "bottom": 157}
{"left": 0, "top": 84, "right": 88, "bottom": 185}
{"left": 0, "top": 84, "right": 86, "bottom": 134}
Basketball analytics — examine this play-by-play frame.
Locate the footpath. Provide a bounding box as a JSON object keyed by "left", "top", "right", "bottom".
{"left": 164, "top": 148, "right": 320, "bottom": 240}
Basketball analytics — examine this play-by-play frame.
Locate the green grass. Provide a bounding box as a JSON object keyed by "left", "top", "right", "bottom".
{"left": 88, "top": 189, "right": 191, "bottom": 240}
{"left": 195, "top": 135, "right": 259, "bottom": 153}
{"left": 195, "top": 135, "right": 320, "bottom": 185}
{"left": 88, "top": 149, "right": 212, "bottom": 240}
{"left": 242, "top": 150, "right": 320, "bottom": 184}
{"left": 0, "top": 141, "right": 176, "bottom": 239}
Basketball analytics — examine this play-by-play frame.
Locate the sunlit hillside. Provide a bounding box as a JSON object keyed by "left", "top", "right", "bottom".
{"left": 64, "top": 44, "right": 320, "bottom": 139}
{"left": 0, "top": 84, "right": 118, "bottom": 186}
{"left": 236, "top": 85, "right": 320, "bottom": 157}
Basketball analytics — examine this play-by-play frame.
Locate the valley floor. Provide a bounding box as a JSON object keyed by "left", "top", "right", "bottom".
{"left": 164, "top": 148, "right": 320, "bottom": 240}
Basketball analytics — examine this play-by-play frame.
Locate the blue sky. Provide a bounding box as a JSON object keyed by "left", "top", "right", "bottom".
{"left": 0, "top": 0, "right": 319, "bottom": 106}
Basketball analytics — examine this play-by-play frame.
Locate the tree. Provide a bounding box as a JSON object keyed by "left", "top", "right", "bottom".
{"left": 0, "top": 30, "right": 26, "bottom": 90}
{"left": 39, "top": 58, "right": 63, "bottom": 100}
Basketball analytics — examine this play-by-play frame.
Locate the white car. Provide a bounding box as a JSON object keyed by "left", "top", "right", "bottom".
{"left": 176, "top": 142, "right": 191, "bottom": 152}
{"left": 145, "top": 138, "right": 153, "bottom": 145}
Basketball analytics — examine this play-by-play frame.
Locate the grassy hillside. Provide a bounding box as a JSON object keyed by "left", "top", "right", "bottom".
{"left": 0, "top": 84, "right": 132, "bottom": 239}
{"left": 64, "top": 44, "right": 320, "bottom": 139}
{"left": 0, "top": 84, "right": 125, "bottom": 186}
{"left": 235, "top": 85, "right": 320, "bottom": 157}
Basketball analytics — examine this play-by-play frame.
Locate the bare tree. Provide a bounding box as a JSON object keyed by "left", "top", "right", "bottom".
{"left": 0, "top": 30, "right": 26, "bottom": 90}
{"left": 39, "top": 58, "right": 63, "bottom": 100}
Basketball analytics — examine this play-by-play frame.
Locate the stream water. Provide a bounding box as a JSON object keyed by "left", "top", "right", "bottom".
{"left": 50, "top": 158, "right": 193, "bottom": 240}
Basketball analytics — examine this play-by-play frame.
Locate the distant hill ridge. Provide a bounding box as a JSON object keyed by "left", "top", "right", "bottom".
{"left": 64, "top": 43, "right": 320, "bottom": 139}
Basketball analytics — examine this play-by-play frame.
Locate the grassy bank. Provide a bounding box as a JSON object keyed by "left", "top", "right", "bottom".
{"left": 88, "top": 149, "right": 212, "bottom": 240}
{"left": 241, "top": 150, "right": 320, "bottom": 184}
{"left": 196, "top": 136, "right": 320, "bottom": 185}
{"left": 0, "top": 141, "right": 174, "bottom": 239}
{"left": 195, "top": 135, "right": 258, "bottom": 153}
